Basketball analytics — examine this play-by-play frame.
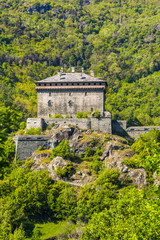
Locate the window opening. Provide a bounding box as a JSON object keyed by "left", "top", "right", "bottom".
{"left": 48, "top": 100, "right": 52, "bottom": 106}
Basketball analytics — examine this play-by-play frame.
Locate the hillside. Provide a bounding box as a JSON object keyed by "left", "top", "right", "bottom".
{"left": 1, "top": 0, "right": 160, "bottom": 126}
{"left": 0, "top": 126, "right": 160, "bottom": 239}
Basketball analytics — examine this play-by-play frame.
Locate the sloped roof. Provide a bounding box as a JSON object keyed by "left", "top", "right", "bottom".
{"left": 36, "top": 73, "right": 105, "bottom": 83}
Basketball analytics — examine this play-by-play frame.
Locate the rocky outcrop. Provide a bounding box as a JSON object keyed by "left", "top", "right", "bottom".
{"left": 27, "top": 125, "right": 148, "bottom": 188}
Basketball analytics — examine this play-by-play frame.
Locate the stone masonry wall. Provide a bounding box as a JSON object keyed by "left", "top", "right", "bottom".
{"left": 37, "top": 89, "right": 105, "bottom": 118}
{"left": 27, "top": 116, "right": 112, "bottom": 134}
{"left": 126, "top": 126, "right": 160, "bottom": 139}
{"left": 45, "top": 118, "right": 91, "bottom": 130}
{"left": 14, "top": 135, "right": 50, "bottom": 161}
{"left": 27, "top": 118, "right": 44, "bottom": 131}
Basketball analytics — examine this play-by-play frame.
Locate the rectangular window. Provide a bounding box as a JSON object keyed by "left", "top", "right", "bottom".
{"left": 49, "top": 92, "right": 51, "bottom": 96}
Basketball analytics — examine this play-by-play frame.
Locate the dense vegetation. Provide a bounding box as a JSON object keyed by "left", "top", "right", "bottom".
{"left": 0, "top": 130, "right": 160, "bottom": 239}
{"left": 0, "top": 0, "right": 160, "bottom": 125}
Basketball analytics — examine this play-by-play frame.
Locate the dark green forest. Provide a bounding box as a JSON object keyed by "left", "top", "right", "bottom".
{"left": 0, "top": 0, "right": 160, "bottom": 239}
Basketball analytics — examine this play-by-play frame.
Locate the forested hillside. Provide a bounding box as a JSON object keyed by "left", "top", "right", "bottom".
{"left": 1, "top": 0, "right": 160, "bottom": 125}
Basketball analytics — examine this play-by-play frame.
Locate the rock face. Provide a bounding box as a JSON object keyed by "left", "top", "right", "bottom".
{"left": 28, "top": 125, "right": 147, "bottom": 188}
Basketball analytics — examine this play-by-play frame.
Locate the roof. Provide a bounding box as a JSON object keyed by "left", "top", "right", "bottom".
{"left": 36, "top": 73, "right": 105, "bottom": 83}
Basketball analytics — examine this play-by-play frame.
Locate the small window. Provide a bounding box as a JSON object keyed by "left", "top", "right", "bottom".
{"left": 91, "top": 108, "right": 93, "bottom": 111}
{"left": 85, "top": 92, "right": 87, "bottom": 96}
{"left": 49, "top": 92, "right": 51, "bottom": 96}
{"left": 69, "top": 92, "right": 71, "bottom": 96}
{"left": 48, "top": 100, "right": 52, "bottom": 106}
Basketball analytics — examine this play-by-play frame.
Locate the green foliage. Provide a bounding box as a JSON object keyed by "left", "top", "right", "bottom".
{"left": 76, "top": 112, "right": 89, "bottom": 118}
{"left": 123, "top": 156, "right": 141, "bottom": 168}
{"left": 123, "top": 130, "right": 160, "bottom": 182}
{"left": 77, "top": 168, "right": 121, "bottom": 222}
{"left": 19, "top": 122, "right": 26, "bottom": 130}
{"left": 47, "top": 182, "right": 77, "bottom": 221}
{"left": 25, "top": 127, "right": 42, "bottom": 135}
{"left": 92, "top": 109, "right": 100, "bottom": 118}
{"left": 65, "top": 114, "right": 70, "bottom": 118}
{"left": 31, "top": 226, "right": 42, "bottom": 240}
{"left": 83, "top": 187, "right": 160, "bottom": 240}
{"left": 55, "top": 162, "right": 75, "bottom": 179}
{"left": 91, "top": 159, "right": 103, "bottom": 174}
{"left": 53, "top": 114, "right": 63, "bottom": 119}
{"left": 9, "top": 225, "right": 26, "bottom": 240}
{"left": 51, "top": 140, "right": 72, "bottom": 160}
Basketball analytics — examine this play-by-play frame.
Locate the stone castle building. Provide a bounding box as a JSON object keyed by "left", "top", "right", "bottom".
{"left": 36, "top": 69, "right": 107, "bottom": 118}
{"left": 27, "top": 69, "right": 113, "bottom": 133}
{"left": 14, "top": 69, "right": 160, "bottom": 160}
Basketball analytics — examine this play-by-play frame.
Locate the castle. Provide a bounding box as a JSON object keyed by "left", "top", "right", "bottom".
{"left": 14, "top": 69, "right": 160, "bottom": 160}
{"left": 27, "top": 68, "right": 113, "bottom": 133}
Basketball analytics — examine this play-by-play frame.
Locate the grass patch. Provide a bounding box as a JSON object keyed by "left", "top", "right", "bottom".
{"left": 28, "top": 221, "right": 76, "bottom": 240}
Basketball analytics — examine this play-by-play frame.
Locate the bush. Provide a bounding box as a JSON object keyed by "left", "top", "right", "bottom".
{"left": 19, "top": 122, "right": 26, "bottom": 130}
{"left": 122, "top": 156, "right": 141, "bottom": 168}
{"left": 51, "top": 140, "right": 72, "bottom": 160}
{"left": 55, "top": 162, "right": 75, "bottom": 179}
{"left": 54, "top": 114, "right": 63, "bottom": 118}
{"left": 25, "top": 127, "right": 42, "bottom": 135}
{"left": 76, "top": 112, "right": 89, "bottom": 118}
{"left": 93, "top": 109, "right": 100, "bottom": 118}
{"left": 65, "top": 114, "right": 70, "bottom": 118}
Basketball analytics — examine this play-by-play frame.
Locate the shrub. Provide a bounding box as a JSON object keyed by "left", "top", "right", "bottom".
{"left": 65, "top": 114, "right": 70, "bottom": 118}
{"left": 51, "top": 140, "right": 72, "bottom": 160}
{"left": 19, "top": 122, "right": 26, "bottom": 130}
{"left": 54, "top": 114, "right": 63, "bottom": 118}
{"left": 55, "top": 162, "right": 75, "bottom": 179}
{"left": 122, "top": 156, "right": 141, "bottom": 168}
{"left": 25, "top": 127, "right": 42, "bottom": 135}
{"left": 76, "top": 112, "right": 89, "bottom": 118}
{"left": 93, "top": 109, "right": 100, "bottom": 118}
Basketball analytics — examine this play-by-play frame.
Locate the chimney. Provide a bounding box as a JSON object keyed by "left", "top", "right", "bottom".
{"left": 61, "top": 67, "right": 63, "bottom": 73}
{"left": 82, "top": 67, "right": 84, "bottom": 73}
{"left": 90, "top": 70, "right": 94, "bottom": 77}
{"left": 71, "top": 67, "right": 75, "bottom": 73}
{"left": 58, "top": 72, "right": 61, "bottom": 80}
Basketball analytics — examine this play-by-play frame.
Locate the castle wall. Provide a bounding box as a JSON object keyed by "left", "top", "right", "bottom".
{"left": 91, "top": 117, "right": 112, "bottom": 133}
{"left": 126, "top": 126, "right": 160, "bottom": 139}
{"left": 112, "top": 120, "right": 127, "bottom": 135}
{"left": 37, "top": 89, "right": 105, "bottom": 118}
{"left": 27, "top": 118, "right": 44, "bottom": 131}
{"left": 45, "top": 118, "right": 91, "bottom": 130}
{"left": 26, "top": 116, "right": 112, "bottom": 133}
{"left": 14, "top": 135, "right": 50, "bottom": 161}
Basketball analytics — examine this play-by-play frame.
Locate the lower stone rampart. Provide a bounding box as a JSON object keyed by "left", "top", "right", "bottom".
{"left": 14, "top": 135, "right": 50, "bottom": 161}
{"left": 126, "top": 126, "right": 160, "bottom": 139}
{"left": 27, "top": 114, "right": 112, "bottom": 134}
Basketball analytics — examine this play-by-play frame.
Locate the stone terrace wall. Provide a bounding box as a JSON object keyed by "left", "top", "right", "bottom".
{"left": 14, "top": 135, "right": 50, "bottom": 160}
{"left": 126, "top": 126, "right": 160, "bottom": 139}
